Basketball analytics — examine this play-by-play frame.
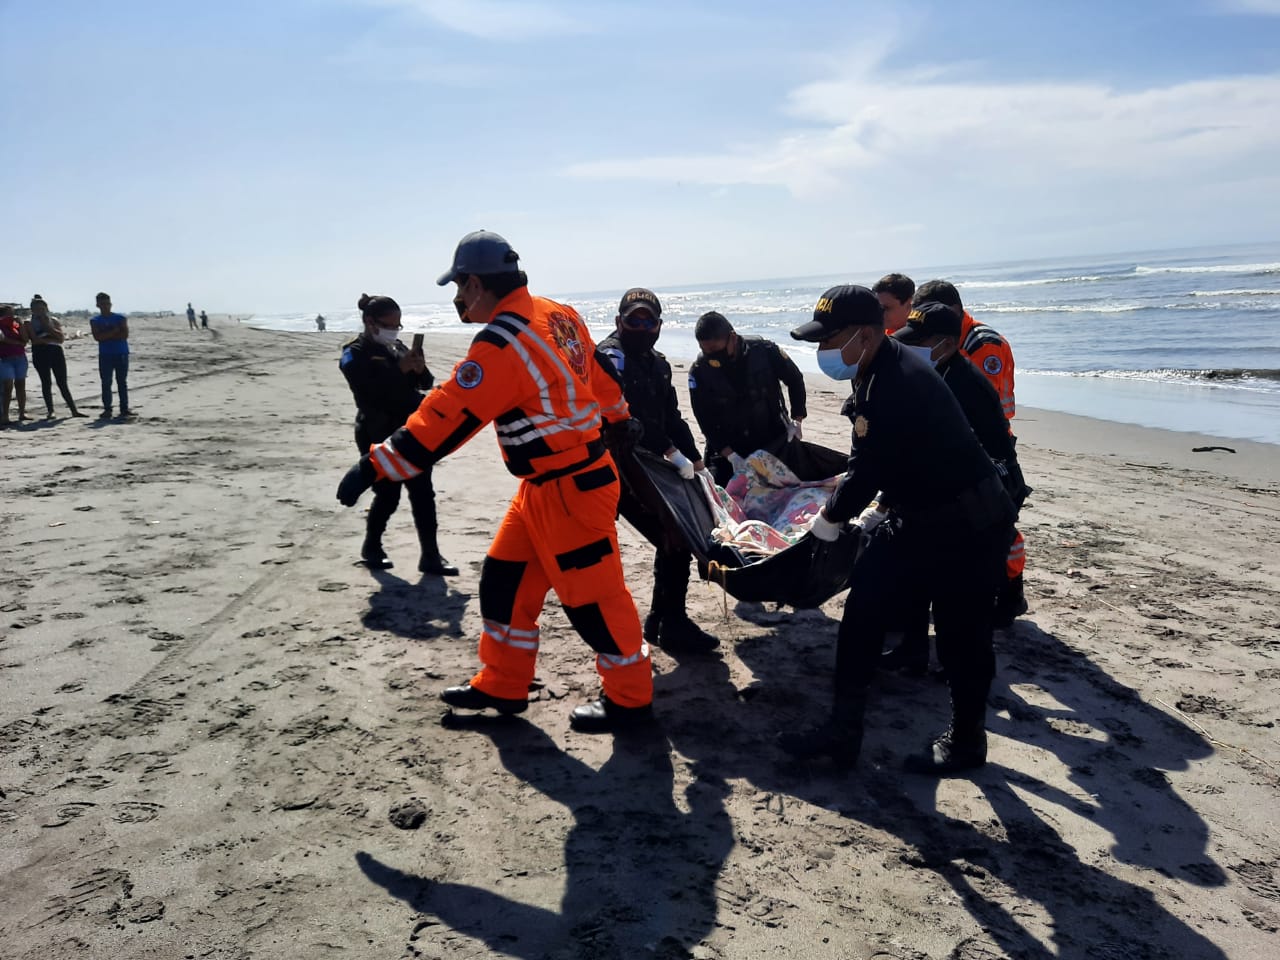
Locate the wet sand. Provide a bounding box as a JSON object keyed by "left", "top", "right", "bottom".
{"left": 2, "top": 319, "right": 1278, "bottom": 959}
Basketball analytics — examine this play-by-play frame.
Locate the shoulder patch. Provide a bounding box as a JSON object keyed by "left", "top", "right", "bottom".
{"left": 340, "top": 347, "right": 355, "bottom": 368}
{"left": 853, "top": 414, "right": 869, "bottom": 438}
{"left": 456, "top": 360, "right": 484, "bottom": 389}
{"left": 602, "top": 345, "right": 625, "bottom": 373}
{"left": 983, "top": 355, "right": 1003, "bottom": 376}
{"left": 687, "top": 373, "right": 697, "bottom": 390}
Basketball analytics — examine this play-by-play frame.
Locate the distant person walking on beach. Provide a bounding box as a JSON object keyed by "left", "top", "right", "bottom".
{"left": 339, "top": 293, "right": 456, "bottom": 576}
{"left": 913, "top": 280, "right": 1025, "bottom": 626}
{"left": 315, "top": 314, "right": 326, "bottom": 332}
{"left": 91, "top": 292, "right": 130, "bottom": 419}
{"left": 27, "top": 296, "right": 85, "bottom": 419}
{"left": 0, "top": 304, "right": 32, "bottom": 426}
{"left": 200, "top": 310, "right": 208, "bottom": 329}
{"left": 186, "top": 302, "right": 197, "bottom": 330}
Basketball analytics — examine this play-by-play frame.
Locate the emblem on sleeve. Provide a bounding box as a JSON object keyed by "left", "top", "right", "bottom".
{"left": 853, "top": 415, "right": 869, "bottom": 438}
{"left": 603, "top": 346, "right": 625, "bottom": 373}
{"left": 456, "top": 360, "right": 484, "bottom": 389}
{"left": 983, "top": 355, "right": 1003, "bottom": 375}
{"left": 687, "top": 374, "right": 697, "bottom": 390}
{"left": 549, "top": 311, "right": 589, "bottom": 380}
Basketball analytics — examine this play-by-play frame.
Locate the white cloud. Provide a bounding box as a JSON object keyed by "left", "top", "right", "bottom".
{"left": 1215, "top": 0, "right": 1280, "bottom": 14}
{"left": 354, "top": 0, "right": 592, "bottom": 40}
{"left": 565, "top": 58, "right": 1280, "bottom": 200}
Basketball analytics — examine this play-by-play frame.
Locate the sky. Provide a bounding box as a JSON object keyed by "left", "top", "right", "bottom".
{"left": 2, "top": 0, "right": 1279, "bottom": 314}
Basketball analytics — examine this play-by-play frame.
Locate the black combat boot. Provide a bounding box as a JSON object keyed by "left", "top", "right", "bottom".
{"left": 777, "top": 694, "right": 866, "bottom": 769}
{"left": 419, "top": 553, "right": 459, "bottom": 576}
{"left": 359, "top": 535, "right": 393, "bottom": 569}
{"left": 904, "top": 694, "right": 988, "bottom": 775}
{"left": 411, "top": 484, "right": 458, "bottom": 576}
{"left": 656, "top": 614, "right": 719, "bottom": 654}
{"left": 359, "top": 486, "right": 397, "bottom": 568}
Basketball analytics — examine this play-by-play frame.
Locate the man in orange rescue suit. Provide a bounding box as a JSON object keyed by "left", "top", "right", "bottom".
{"left": 912, "top": 279, "right": 1026, "bottom": 627}
{"left": 336, "top": 230, "right": 653, "bottom": 733}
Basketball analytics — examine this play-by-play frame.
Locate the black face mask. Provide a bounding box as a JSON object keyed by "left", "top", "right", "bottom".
{"left": 619, "top": 329, "right": 659, "bottom": 354}
{"left": 453, "top": 296, "right": 468, "bottom": 321}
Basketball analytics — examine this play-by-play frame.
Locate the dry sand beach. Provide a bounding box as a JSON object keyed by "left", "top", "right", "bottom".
{"left": 2, "top": 318, "right": 1279, "bottom": 960}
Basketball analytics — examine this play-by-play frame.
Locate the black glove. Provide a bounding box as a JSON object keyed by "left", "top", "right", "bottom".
{"left": 337, "top": 456, "right": 377, "bottom": 507}
{"left": 604, "top": 418, "right": 644, "bottom": 451}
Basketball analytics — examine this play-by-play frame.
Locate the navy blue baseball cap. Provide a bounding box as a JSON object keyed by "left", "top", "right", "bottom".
{"left": 436, "top": 230, "right": 521, "bottom": 286}
{"left": 791, "top": 284, "right": 882, "bottom": 341}
{"left": 892, "top": 301, "right": 963, "bottom": 343}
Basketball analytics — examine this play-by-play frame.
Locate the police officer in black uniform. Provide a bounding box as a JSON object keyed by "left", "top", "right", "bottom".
{"left": 779, "top": 285, "right": 1014, "bottom": 775}
{"left": 688, "top": 311, "right": 807, "bottom": 486}
{"left": 339, "top": 293, "right": 458, "bottom": 576}
{"left": 599, "top": 288, "right": 718, "bottom": 654}
{"left": 878, "top": 301, "right": 1031, "bottom": 674}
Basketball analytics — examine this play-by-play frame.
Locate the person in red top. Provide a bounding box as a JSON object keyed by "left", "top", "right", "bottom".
{"left": 337, "top": 231, "right": 653, "bottom": 733}
{"left": 0, "top": 305, "right": 32, "bottom": 426}
{"left": 912, "top": 280, "right": 1026, "bottom": 625}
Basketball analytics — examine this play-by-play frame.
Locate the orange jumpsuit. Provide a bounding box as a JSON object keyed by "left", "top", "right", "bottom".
{"left": 959, "top": 311, "right": 1024, "bottom": 579}
{"left": 367, "top": 288, "right": 652, "bottom": 707}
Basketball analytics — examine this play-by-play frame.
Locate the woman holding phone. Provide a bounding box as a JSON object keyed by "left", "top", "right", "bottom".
{"left": 28, "top": 295, "right": 86, "bottom": 419}
{"left": 339, "top": 294, "right": 456, "bottom": 575}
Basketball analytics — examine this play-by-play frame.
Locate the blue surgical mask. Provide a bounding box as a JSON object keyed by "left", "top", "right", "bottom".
{"left": 905, "top": 344, "right": 938, "bottom": 368}
{"left": 817, "top": 331, "right": 865, "bottom": 381}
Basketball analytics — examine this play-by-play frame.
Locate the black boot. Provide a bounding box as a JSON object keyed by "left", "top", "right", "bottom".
{"left": 777, "top": 694, "right": 866, "bottom": 769}
{"left": 655, "top": 614, "right": 718, "bottom": 654}
{"left": 903, "top": 722, "right": 987, "bottom": 775}
{"left": 409, "top": 474, "right": 457, "bottom": 576}
{"left": 993, "top": 575, "right": 1027, "bottom": 628}
{"left": 440, "top": 683, "right": 527, "bottom": 715}
{"left": 359, "top": 535, "right": 393, "bottom": 569}
{"left": 569, "top": 695, "right": 654, "bottom": 733}
{"left": 419, "top": 554, "right": 459, "bottom": 576}
{"left": 905, "top": 688, "right": 988, "bottom": 775}
{"left": 360, "top": 482, "right": 397, "bottom": 568}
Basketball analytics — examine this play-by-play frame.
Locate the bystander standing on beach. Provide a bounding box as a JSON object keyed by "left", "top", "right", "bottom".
{"left": 1, "top": 304, "right": 33, "bottom": 426}
{"left": 91, "top": 292, "right": 131, "bottom": 419}
{"left": 27, "top": 296, "right": 85, "bottom": 419}
{"left": 200, "top": 310, "right": 208, "bottom": 329}
{"left": 186, "top": 302, "right": 197, "bottom": 330}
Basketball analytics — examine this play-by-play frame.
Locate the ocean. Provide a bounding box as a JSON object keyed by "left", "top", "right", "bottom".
{"left": 252, "top": 242, "right": 1280, "bottom": 446}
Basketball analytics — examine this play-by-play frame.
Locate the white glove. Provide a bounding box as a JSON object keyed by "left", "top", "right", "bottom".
{"left": 810, "top": 511, "right": 842, "bottom": 542}
{"left": 787, "top": 419, "right": 803, "bottom": 441}
{"left": 667, "top": 450, "right": 695, "bottom": 480}
{"left": 853, "top": 504, "right": 887, "bottom": 535}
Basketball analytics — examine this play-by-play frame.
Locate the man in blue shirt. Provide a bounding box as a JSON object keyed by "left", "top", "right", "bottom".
{"left": 91, "top": 291, "right": 130, "bottom": 419}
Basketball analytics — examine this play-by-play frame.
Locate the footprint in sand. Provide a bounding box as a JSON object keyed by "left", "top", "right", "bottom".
{"left": 111, "top": 801, "right": 163, "bottom": 824}
{"left": 42, "top": 802, "right": 96, "bottom": 828}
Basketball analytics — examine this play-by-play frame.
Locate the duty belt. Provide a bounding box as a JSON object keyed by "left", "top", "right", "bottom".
{"left": 894, "top": 473, "right": 1009, "bottom": 531}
